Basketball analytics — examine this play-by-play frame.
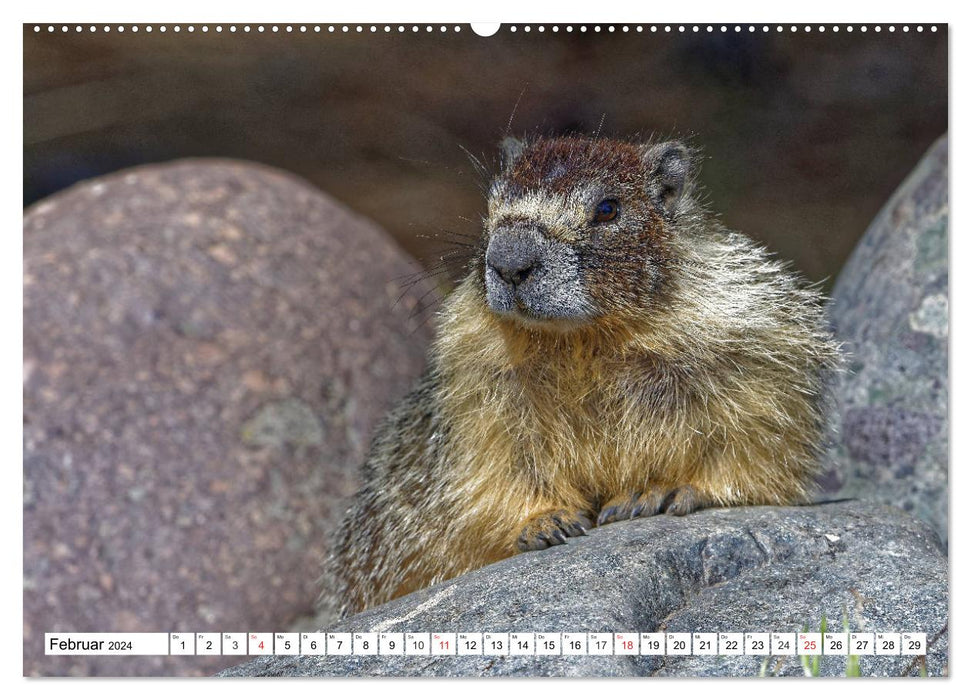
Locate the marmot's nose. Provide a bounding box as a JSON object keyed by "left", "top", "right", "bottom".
{"left": 492, "top": 259, "right": 537, "bottom": 286}
{"left": 487, "top": 236, "right": 541, "bottom": 287}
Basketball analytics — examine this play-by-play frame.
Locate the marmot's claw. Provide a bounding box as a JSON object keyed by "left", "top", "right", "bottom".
{"left": 552, "top": 513, "right": 591, "bottom": 537}
{"left": 662, "top": 485, "right": 705, "bottom": 516}
{"left": 516, "top": 509, "right": 593, "bottom": 552}
{"left": 597, "top": 491, "right": 647, "bottom": 525}
{"left": 598, "top": 486, "right": 704, "bottom": 524}
{"left": 596, "top": 504, "right": 621, "bottom": 526}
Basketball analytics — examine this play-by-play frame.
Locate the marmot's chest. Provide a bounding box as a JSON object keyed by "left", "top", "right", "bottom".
{"left": 508, "top": 354, "right": 671, "bottom": 427}
{"left": 491, "top": 359, "right": 694, "bottom": 486}
{"left": 440, "top": 353, "right": 708, "bottom": 556}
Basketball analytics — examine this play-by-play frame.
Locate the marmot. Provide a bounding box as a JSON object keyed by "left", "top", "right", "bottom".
{"left": 323, "top": 135, "right": 841, "bottom": 618}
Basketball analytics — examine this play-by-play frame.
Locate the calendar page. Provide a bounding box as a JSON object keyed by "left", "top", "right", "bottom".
{"left": 22, "top": 4, "right": 949, "bottom": 681}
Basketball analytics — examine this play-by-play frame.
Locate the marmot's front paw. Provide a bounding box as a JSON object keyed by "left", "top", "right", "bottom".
{"left": 516, "top": 509, "right": 593, "bottom": 552}
{"left": 597, "top": 485, "right": 707, "bottom": 525}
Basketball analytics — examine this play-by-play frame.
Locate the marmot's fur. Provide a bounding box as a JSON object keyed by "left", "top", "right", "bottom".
{"left": 322, "top": 135, "right": 842, "bottom": 618}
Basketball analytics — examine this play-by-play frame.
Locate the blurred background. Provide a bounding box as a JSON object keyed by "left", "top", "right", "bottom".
{"left": 25, "top": 25, "right": 947, "bottom": 286}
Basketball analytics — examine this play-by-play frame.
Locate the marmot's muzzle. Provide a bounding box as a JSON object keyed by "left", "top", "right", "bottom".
{"left": 486, "top": 227, "right": 544, "bottom": 288}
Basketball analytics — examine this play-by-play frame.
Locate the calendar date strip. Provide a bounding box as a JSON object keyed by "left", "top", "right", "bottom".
{"left": 45, "top": 631, "right": 927, "bottom": 657}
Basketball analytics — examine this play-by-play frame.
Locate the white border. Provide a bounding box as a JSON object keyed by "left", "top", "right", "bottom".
{"left": 7, "top": 1, "right": 961, "bottom": 698}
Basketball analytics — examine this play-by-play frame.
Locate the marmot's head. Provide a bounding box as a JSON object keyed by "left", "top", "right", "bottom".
{"left": 482, "top": 136, "right": 694, "bottom": 328}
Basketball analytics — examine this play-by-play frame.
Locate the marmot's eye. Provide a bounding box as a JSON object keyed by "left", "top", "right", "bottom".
{"left": 594, "top": 199, "right": 620, "bottom": 223}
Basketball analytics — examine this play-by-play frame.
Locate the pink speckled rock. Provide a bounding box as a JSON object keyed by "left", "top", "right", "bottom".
{"left": 23, "top": 160, "right": 436, "bottom": 675}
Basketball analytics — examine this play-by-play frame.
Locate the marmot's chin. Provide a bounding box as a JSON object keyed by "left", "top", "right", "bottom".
{"left": 491, "top": 295, "right": 592, "bottom": 331}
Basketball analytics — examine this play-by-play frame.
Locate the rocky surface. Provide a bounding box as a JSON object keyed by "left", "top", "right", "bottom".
{"left": 221, "top": 502, "right": 948, "bottom": 678}
{"left": 23, "top": 160, "right": 436, "bottom": 676}
{"left": 819, "top": 135, "right": 948, "bottom": 547}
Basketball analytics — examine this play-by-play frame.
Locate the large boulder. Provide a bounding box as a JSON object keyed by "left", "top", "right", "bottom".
{"left": 23, "top": 160, "right": 436, "bottom": 675}
{"left": 221, "top": 502, "right": 947, "bottom": 678}
{"left": 819, "top": 135, "right": 948, "bottom": 546}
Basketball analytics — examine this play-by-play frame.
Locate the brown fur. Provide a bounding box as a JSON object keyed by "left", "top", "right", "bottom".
{"left": 321, "top": 135, "right": 841, "bottom": 619}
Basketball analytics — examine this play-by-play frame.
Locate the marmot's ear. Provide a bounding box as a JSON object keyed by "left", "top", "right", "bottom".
{"left": 500, "top": 136, "right": 526, "bottom": 171}
{"left": 642, "top": 141, "right": 690, "bottom": 216}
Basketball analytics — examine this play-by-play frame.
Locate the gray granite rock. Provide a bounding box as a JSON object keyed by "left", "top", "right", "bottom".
{"left": 23, "top": 160, "right": 436, "bottom": 676}
{"left": 220, "top": 502, "right": 947, "bottom": 677}
{"left": 819, "top": 135, "right": 948, "bottom": 547}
